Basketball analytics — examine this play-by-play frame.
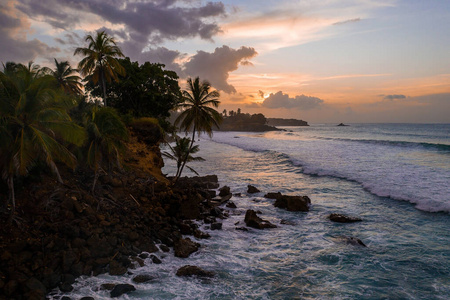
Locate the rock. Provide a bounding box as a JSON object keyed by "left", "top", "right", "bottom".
{"left": 280, "top": 219, "right": 297, "bottom": 226}
{"left": 219, "top": 186, "right": 231, "bottom": 197}
{"left": 211, "top": 222, "right": 222, "bottom": 230}
{"left": 264, "top": 192, "right": 282, "bottom": 199}
{"left": 226, "top": 201, "right": 237, "bottom": 208}
{"left": 176, "top": 265, "right": 215, "bottom": 278}
{"left": 132, "top": 274, "right": 155, "bottom": 283}
{"left": 244, "top": 210, "right": 277, "bottom": 229}
{"left": 159, "top": 244, "right": 170, "bottom": 252}
{"left": 110, "top": 284, "right": 136, "bottom": 298}
{"left": 100, "top": 283, "right": 116, "bottom": 290}
{"left": 247, "top": 185, "right": 260, "bottom": 194}
{"left": 274, "top": 195, "right": 311, "bottom": 212}
{"left": 235, "top": 227, "right": 249, "bottom": 231}
{"left": 80, "top": 297, "right": 95, "bottom": 300}
{"left": 335, "top": 236, "right": 367, "bottom": 247}
{"left": 329, "top": 213, "right": 362, "bottom": 223}
{"left": 25, "top": 277, "right": 46, "bottom": 295}
{"left": 174, "top": 238, "right": 200, "bottom": 258}
{"left": 109, "top": 260, "right": 128, "bottom": 276}
{"left": 194, "top": 229, "right": 211, "bottom": 239}
{"left": 59, "top": 282, "right": 74, "bottom": 292}
{"left": 210, "top": 207, "right": 223, "bottom": 217}
{"left": 150, "top": 255, "right": 162, "bottom": 264}
{"left": 4, "top": 280, "right": 19, "bottom": 296}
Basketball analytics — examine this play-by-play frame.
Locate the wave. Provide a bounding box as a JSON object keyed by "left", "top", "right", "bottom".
{"left": 315, "top": 137, "right": 450, "bottom": 152}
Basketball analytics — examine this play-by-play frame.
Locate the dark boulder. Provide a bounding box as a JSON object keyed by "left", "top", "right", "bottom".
{"left": 132, "top": 274, "right": 156, "bottom": 283}
{"left": 176, "top": 265, "right": 215, "bottom": 278}
{"left": 226, "top": 201, "right": 237, "bottom": 208}
{"left": 211, "top": 222, "right": 223, "bottom": 230}
{"left": 335, "top": 236, "right": 367, "bottom": 247}
{"left": 247, "top": 185, "right": 260, "bottom": 194}
{"left": 150, "top": 255, "right": 162, "bottom": 264}
{"left": 244, "top": 210, "right": 277, "bottom": 229}
{"left": 110, "top": 283, "right": 136, "bottom": 298}
{"left": 109, "top": 260, "right": 127, "bottom": 276}
{"left": 219, "top": 186, "right": 231, "bottom": 197}
{"left": 264, "top": 192, "right": 282, "bottom": 199}
{"left": 329, "top": 213, "right": 362, "bottom": 223}
{"left": 174, "top": 238, "right": 200, "bottom": 258}
{"left": 274, "top": 195, "right": 311, "bottom": 212}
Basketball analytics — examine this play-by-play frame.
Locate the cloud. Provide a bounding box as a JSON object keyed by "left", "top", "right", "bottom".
{"left": 333, "top": 18, "right": 361, "bottom": 26}
{"left": 382, "top": 94, "right": 407, "bottom": 101}
{"left": 184, "top": 45, "right": 257, "bottom": 93}
{"left": 261, "top": 91, "right": 324, "bottom": 110}
{"left": 0, "top": 1, "right": 60, "bottom": 63}
{"left": 138, "top": 47, "right": 185, "bottom": 75}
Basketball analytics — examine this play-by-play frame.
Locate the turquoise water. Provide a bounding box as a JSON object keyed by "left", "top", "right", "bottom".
{"left": 53, "top": 123, "right": 450, "bottom": 299}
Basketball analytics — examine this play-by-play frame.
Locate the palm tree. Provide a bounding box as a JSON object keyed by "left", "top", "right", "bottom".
{"left": 47, "top": 59, "right": 83, "bottom": 95}
{"left": 162, "top": 137, "right": 204, "bottom": 178}
{"left": 83, "top": 106, "right": 128, "bottom": 192}
{"left": 174, "top": 77, "right": 222, "bottom": 181}
{"left": 0, "top": 65, "right": 86, "bottom": 219}
{"left": 74, "top": 31, "right": 125, "bottom": 106}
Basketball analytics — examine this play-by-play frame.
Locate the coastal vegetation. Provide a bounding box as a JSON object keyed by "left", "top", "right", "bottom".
{"left": 218, "top": 109, "right": 280, "bottom": 132}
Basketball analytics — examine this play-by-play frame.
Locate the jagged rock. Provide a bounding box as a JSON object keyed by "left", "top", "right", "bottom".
{"left": 110, "top": 284, "right": 136, "bottom": 298}
{"left": 159, "top": 244, "right": 170, "bottom": 252}
{"left": 264, "top": 192, "right": 282, "bottom": 199}
{"left": 109, "top": 260, "right": 128, "bottom": 276}
{"left": 274, "top": 195, "right": 311, "bottom": 212}
{"left": 176, "top": 265, "right": 215, "bottom": 278}
{"left": 329, "top": 213, "right": 362, "bottom": 223}
{"left": 211, "top": 222, "right": 223, "bottom": 230}
{"left": 244, "top": 210, "right": 277, "bottom": 229}
{"left": 150, "top": 255, "right": 162, "bottom": 264}
{"left": 132, "top": 274, "right": 156, "bottom": 283}
{"left": 335, "top": 236, "right": 367, "bottom": 247}
{"left": 174, "top": 238, "right": 200, "bottom": 258}
{"left": 247, "top": 185, "right": 260, "bottom": 194}
{"left": 219, "top": 186, "right": 231, "bottom": 197}
{"left": 226, "top": 201, "right": 237, "bottom": 208}
{"left": 194, "top": 229, "right": 211, "bottom": 239}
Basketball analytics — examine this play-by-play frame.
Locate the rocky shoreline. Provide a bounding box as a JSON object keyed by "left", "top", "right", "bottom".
{"left": 0, "top": 167, "right": 364, "bottom": 299}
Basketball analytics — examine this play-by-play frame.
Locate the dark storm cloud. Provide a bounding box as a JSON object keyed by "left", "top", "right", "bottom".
{"left": 184, "top": 45, "right": 257, "bottom": 93}
{"left": 261, "top": 91, "right": 324, "bottom": 110}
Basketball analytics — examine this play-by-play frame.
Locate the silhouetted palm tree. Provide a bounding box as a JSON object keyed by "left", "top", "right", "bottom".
{"left": 174, "top": 76, "right": 222, "bottom": 181}
{"left": 47, "top": 59, "right": 83, "bottom": 95}
{"left": 83, "top": 106, "right": 128, "bottom": 192}
{"left": 162, "top": 137, "right": 204, "bottom": 178}
{"left": 0, "top": 66, "right": 85, "bottom": 219}
{"left": 74, "top": 31, "right": 125, "bottom": 106}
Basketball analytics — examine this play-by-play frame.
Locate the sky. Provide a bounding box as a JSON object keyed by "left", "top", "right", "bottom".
{"left": 1, "top": 0, "right": 449, "bottom": 123}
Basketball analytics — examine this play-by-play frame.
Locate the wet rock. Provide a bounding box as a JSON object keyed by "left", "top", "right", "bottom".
{"left": 226, "top": 201, "right": 237, "bottom": 208}
{"left": 244, "top": 210, "right": 277, "bottom": 229}
{"left": 25, "top": 277, "right": 46, "bottom": 295}
{"left": 194, "top": 229, "right": 211, "bottom": 239}
{"left": 219, "top": 186, "right": 231, "bottom": 197}
{"left": 110, "top": 283, "right": 136, "bottom": 298}
{"left": 235, "top": 227, "right": 249, "bottom": 231}
{"left": 80, "top": 297, "right": 95, "bottom": 300}
{"left": 159, "top": 244, "right": 170, "bottom": 252}
{"left": 132, "top": 274, "right": 156, "bottom": 283}
{"left": 329, "top": 213, "right": 362, "bottom": 223}
{"left": 335, "top": 236, "right": 367, "bottom": 247}
{"left": 274, "top": 195, "right": 311, "bottom": 212}
{"left": 174, "top": 238, "right": 200, "bottom": 258}
{"left": 280, "top": 219, "right": 297, "bottom": 226}
{"left": 247, "top": 185, "right": 260, "bottom": 194}
{"left": 109, "top": 260, "right": 128, "bottom": 276}
{"left": 59, "top": 282, "right": 74, "bottom": 292}
{"left": 100, "top": 283, "right": 116, "bottom": 290}
{"left": 264, "top": 192, "right": 282, "bottom": 199}
{"left": 150, "top": 255, "right": 162, "bottom": 264}
{"left": 211, "top": 222, "right": 223, "bottom": 230}
{"left": 176, "top": 265, "right": 215, "bottom": 278}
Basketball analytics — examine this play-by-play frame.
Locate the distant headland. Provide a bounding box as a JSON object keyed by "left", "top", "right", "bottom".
{"left": 215, "top": 109, "right": 309, "bottom": 132}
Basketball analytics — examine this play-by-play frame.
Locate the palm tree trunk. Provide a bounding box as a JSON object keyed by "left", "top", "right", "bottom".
{"left": 174, "top": 125, "right": 196, "bottom": 184}
{"left": 101, "top": 69, "right": 107, "bottom": 107}
{"left": 7, "top": 177, "right": 15, "bottom": 223}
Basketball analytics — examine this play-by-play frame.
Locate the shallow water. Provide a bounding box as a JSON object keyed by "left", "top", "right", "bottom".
{"left": 52, "top": 123, "right": 450, "bottom": 299}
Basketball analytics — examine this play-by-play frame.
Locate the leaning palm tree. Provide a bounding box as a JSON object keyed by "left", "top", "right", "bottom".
{"left": 162, "top": 137, "right": 205, "bottom": 178}
{"left": 74, "top": 31, "right": 125, "bottom": 106}
{"left": 47, "top": 59, "right": 83, "bottom": 95}
{"left": 174, "top": 77, "right": 222, "bottom": 181}
{"left": 0, "top": 67, "right": 86, "bottom": 219}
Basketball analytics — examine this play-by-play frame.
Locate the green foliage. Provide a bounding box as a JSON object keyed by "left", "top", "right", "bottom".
{"left": 86, "top": 57, "right": 181, "bottom": 126}
{"left": 46, "top": 59, "right": 83, "bottom": 95}
{"left": 74, "top": 31, "right": 125, "bottom": 106}
{"left": 162, "top": 137, "right": 204, "bottom": 177}
{"left": 0, "top": 63, "right": 86, "bottom": 216}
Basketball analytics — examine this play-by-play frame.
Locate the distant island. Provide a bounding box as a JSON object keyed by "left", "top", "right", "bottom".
{"left": 215, "top": 109, "right": 308, "bottom": 132}
{"left": 337, "top": 123, "right": 349, "bottom": 126}
{"left": 267, "top": 118, "right": 309, "bottom": 126}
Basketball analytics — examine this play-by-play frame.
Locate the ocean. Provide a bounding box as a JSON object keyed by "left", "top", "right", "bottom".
{"left": 52, "top": 123, "right": 450, "bottom": 299}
